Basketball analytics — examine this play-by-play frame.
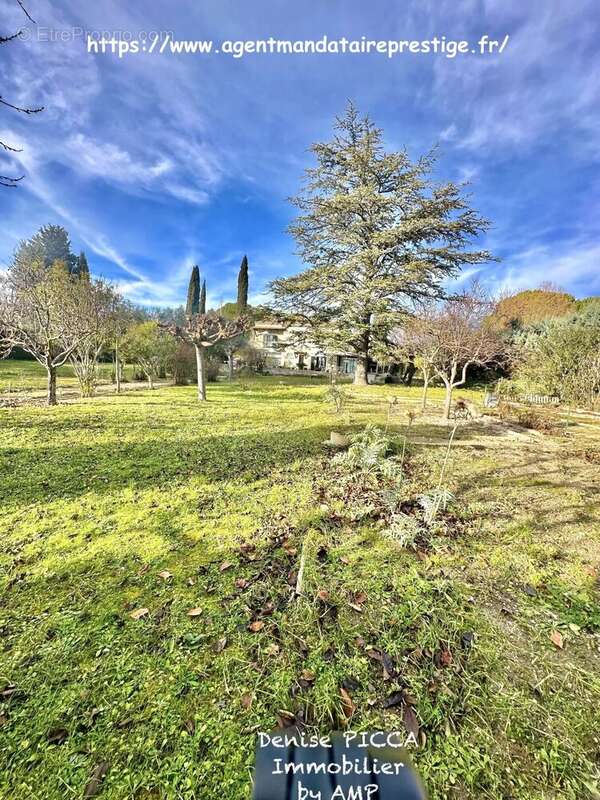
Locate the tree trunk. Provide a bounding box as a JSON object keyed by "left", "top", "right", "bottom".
{"left": 228, "top": 351, "right": 234, "bottom": 381}
{"left": 421, "top": 374, "right": 430, "bottom": 411}
{"left": 195, "top": 344, "right": 207, "bottom": 401}
{"left": 353, "top": 355, "right": 369, "bottom": 386}
{"left": 115, "top": 345, "right": 121, "bottom": 393}
{"left": 147, "top": 372, "right": 154, "bottom": 390}
{"left": 47, "top": 364, "right": 57, "bottom": 406}
{"left": 443, "top": 385, "right": 453, "bottom": 419}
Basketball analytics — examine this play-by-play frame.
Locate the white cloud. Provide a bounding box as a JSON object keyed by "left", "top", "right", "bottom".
{"left": 492, "top": 240, "right": 600, "bottom": 297}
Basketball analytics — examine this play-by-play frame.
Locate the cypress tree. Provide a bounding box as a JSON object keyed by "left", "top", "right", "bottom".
{"left": 186, "top": 265, "right": 200, "bottom": 316}
{"left": 237, "top": 255, "right": 249, "bottom": 313}
{"left": 200, "top": 280, "right": 206, "bottom": 314}
{"left": 77, "top": 250, "right": 90, "bottom": 280}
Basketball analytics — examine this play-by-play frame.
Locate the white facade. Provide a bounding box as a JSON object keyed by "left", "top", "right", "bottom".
{"left": 250, "top": 321, "right": 358, "bottom": 373}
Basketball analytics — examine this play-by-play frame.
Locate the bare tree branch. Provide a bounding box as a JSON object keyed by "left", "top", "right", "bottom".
{"left": 16, "top": 0, "right": 36, "bottom": 23}
{"left": 0, "top": 96, "right": 44, "bottom": 114}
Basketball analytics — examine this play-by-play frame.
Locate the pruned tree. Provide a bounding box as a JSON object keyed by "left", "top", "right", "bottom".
{"left": 1, "top": 0, "right": 44, "bottom": 187}
{"left": 167, "top": 263, "right": 249, "bottom": 400}
{"left": 269, "top": 103, "right": 493, "bottom": 385}
{"left": 0, "top": 259, "right": 94, "bottom": 404}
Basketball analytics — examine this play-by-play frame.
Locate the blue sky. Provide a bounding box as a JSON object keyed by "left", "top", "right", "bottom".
{"left": 1, "top": 0, "right": 599, "bottom": 307}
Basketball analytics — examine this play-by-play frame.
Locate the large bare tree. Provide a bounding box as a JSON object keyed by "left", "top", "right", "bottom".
{"left": 0, "top": 260, "right": 94, "bottom": 404}
{"left": 68, "top": 278, "right": 122, "bottom": 397}
{"left": 413, "top": 284, "right": 507, "bottom": 418}
{"left": 1, "top": 1, "right": 44, "bottom": 187}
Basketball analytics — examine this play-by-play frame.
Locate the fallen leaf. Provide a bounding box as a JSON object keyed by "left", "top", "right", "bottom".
{"left": 340, "top": 687, "right": 356, "bottom": 718}
{"left": 300, "top": 669, "right": 316, "bottom": 683}
{"left": 235, "top": 577, "right": 249, "bottom": 590}
{"left": 316, "top": 589, "right": 330, "bottom": 602}
{"left": 382, "top": 691, "right": 405, "bottom": 709}
{"left": 248, "top": 620, "right": 265, "bottom": 632}
{"left": 241, "top": 692, "right": 253, "bottom": 709}
{"left": 157, "top": 570, "right": 172, "bottom": 580}
{"left": 260, "top": 601, "right": 275, "bottom": 616}
{"left": 340, "top": 556, "right": 350, "bottom": 565}
{"left": 186, "top": 577, "right": 196, "bottom": 587}
{"left": 264, "top": 643, "right": 280, "bottom": 656}
{"left": 550, "top": 630, "right": 564, "bottom": 649}
{"left": 523, "top": 583, "right": 538, "bottom": 597}
{"left": 461, "top": 631, "right": 475, "bottom": 649}
{"left": 219, "top": 561, "right": 234, "bottom": 572}
{"left": 46, "top": 727, "right": 68, "bottom": 745}
{"left": 341, "top": 676, "right": 360, "bottom": 693}
{"left": 287, "top": 570, "right": 298, "bottom": 586}
{"left": 348, "top": 603, "right": 363, "bottom": 612}
{"left": 434, "top": 647, "right": 453, "bottom": 668}
{"left": 83, "top": 762, "right": 109, "bottom": 798}
{"left": 403, "top": 706, "right": 420, "bottom": 740}
{"left": 183, "top": 718, "right": 195, "bottom": 735}
{"left": 129, "top": 607, "right": 149, "bottom": 620}
{"left": 354, "top": 591, "right": 368, "bottom": 605}
{"left": 187, "top": 607, "right": 203, "bottom": 617}
{"left": 213, "top": 637, "right": 227, "bottom": 653}
{"left": 276, "top": 710, "right": 296, "bottom": 728}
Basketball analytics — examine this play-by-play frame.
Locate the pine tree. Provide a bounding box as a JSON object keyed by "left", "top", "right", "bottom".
{"left": 200, "top": 280, "right": 206, "bottom": 314}
{"left": 77, "top": 251, "right": 90, "bottom": 280}
{"left": 237, "top": 255, "right": 249, "bottom": 313}
{"left": 186, "top": 265, "right": 200, "bottom": 316}
{"left": 14, "top": 224, "right": 78, "bottom": 273}
{"left": 270, "top": 104, "right": 493, "bottom": 385}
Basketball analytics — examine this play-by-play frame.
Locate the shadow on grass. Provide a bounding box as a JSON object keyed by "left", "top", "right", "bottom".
{"left": 0, "top": 423, "right": 340, "bottom": 508}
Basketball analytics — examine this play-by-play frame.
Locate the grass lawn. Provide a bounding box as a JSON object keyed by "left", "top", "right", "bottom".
{"left": 0, "top": 359, "right": 136, "bottom": 395}
{"left": 0, "top": 378, "right": 599, "bottom": 799}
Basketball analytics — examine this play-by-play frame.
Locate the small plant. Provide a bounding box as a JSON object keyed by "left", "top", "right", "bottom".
{"left": 385, "top": 512, "right": 422, "bottom": 548}
{"left": 418, "top": 488, "right": 455, "bottom": 525}
{"left": 323, "top": 381, "right": 349, "bottom": 414}
{"left": 515, "top": 408, "right": 555, "bottom": 433}
{"left": 385, "top": 395, "right": 399, "bottom": 432}
{"left": 334, "top": 425, "right": 400, "bottom": 480}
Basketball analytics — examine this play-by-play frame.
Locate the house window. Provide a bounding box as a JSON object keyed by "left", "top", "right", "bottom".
{"left": 340, "top": 357, "right": 357, "bottom": 374}
{"left": 263, "top": 333, "right": 278, "bottom": 347}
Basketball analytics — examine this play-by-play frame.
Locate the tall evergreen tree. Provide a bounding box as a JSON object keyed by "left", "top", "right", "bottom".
{"left": 14, "top": 224, "right": 77, "bottom": 273}
{"left": 270, "top": 104, "right": 493, "bottom": 385}
{"left": 200, "top": 280, "right": 206, "bottom": 314}
{"left": 237, "top": 255, "right": 249, "bottom": 313}
{"left": 186, "top": 265, "right": 200, "bottom": 316}
{"left": 77, "top": 251, "right": 90, "bottom": 280}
